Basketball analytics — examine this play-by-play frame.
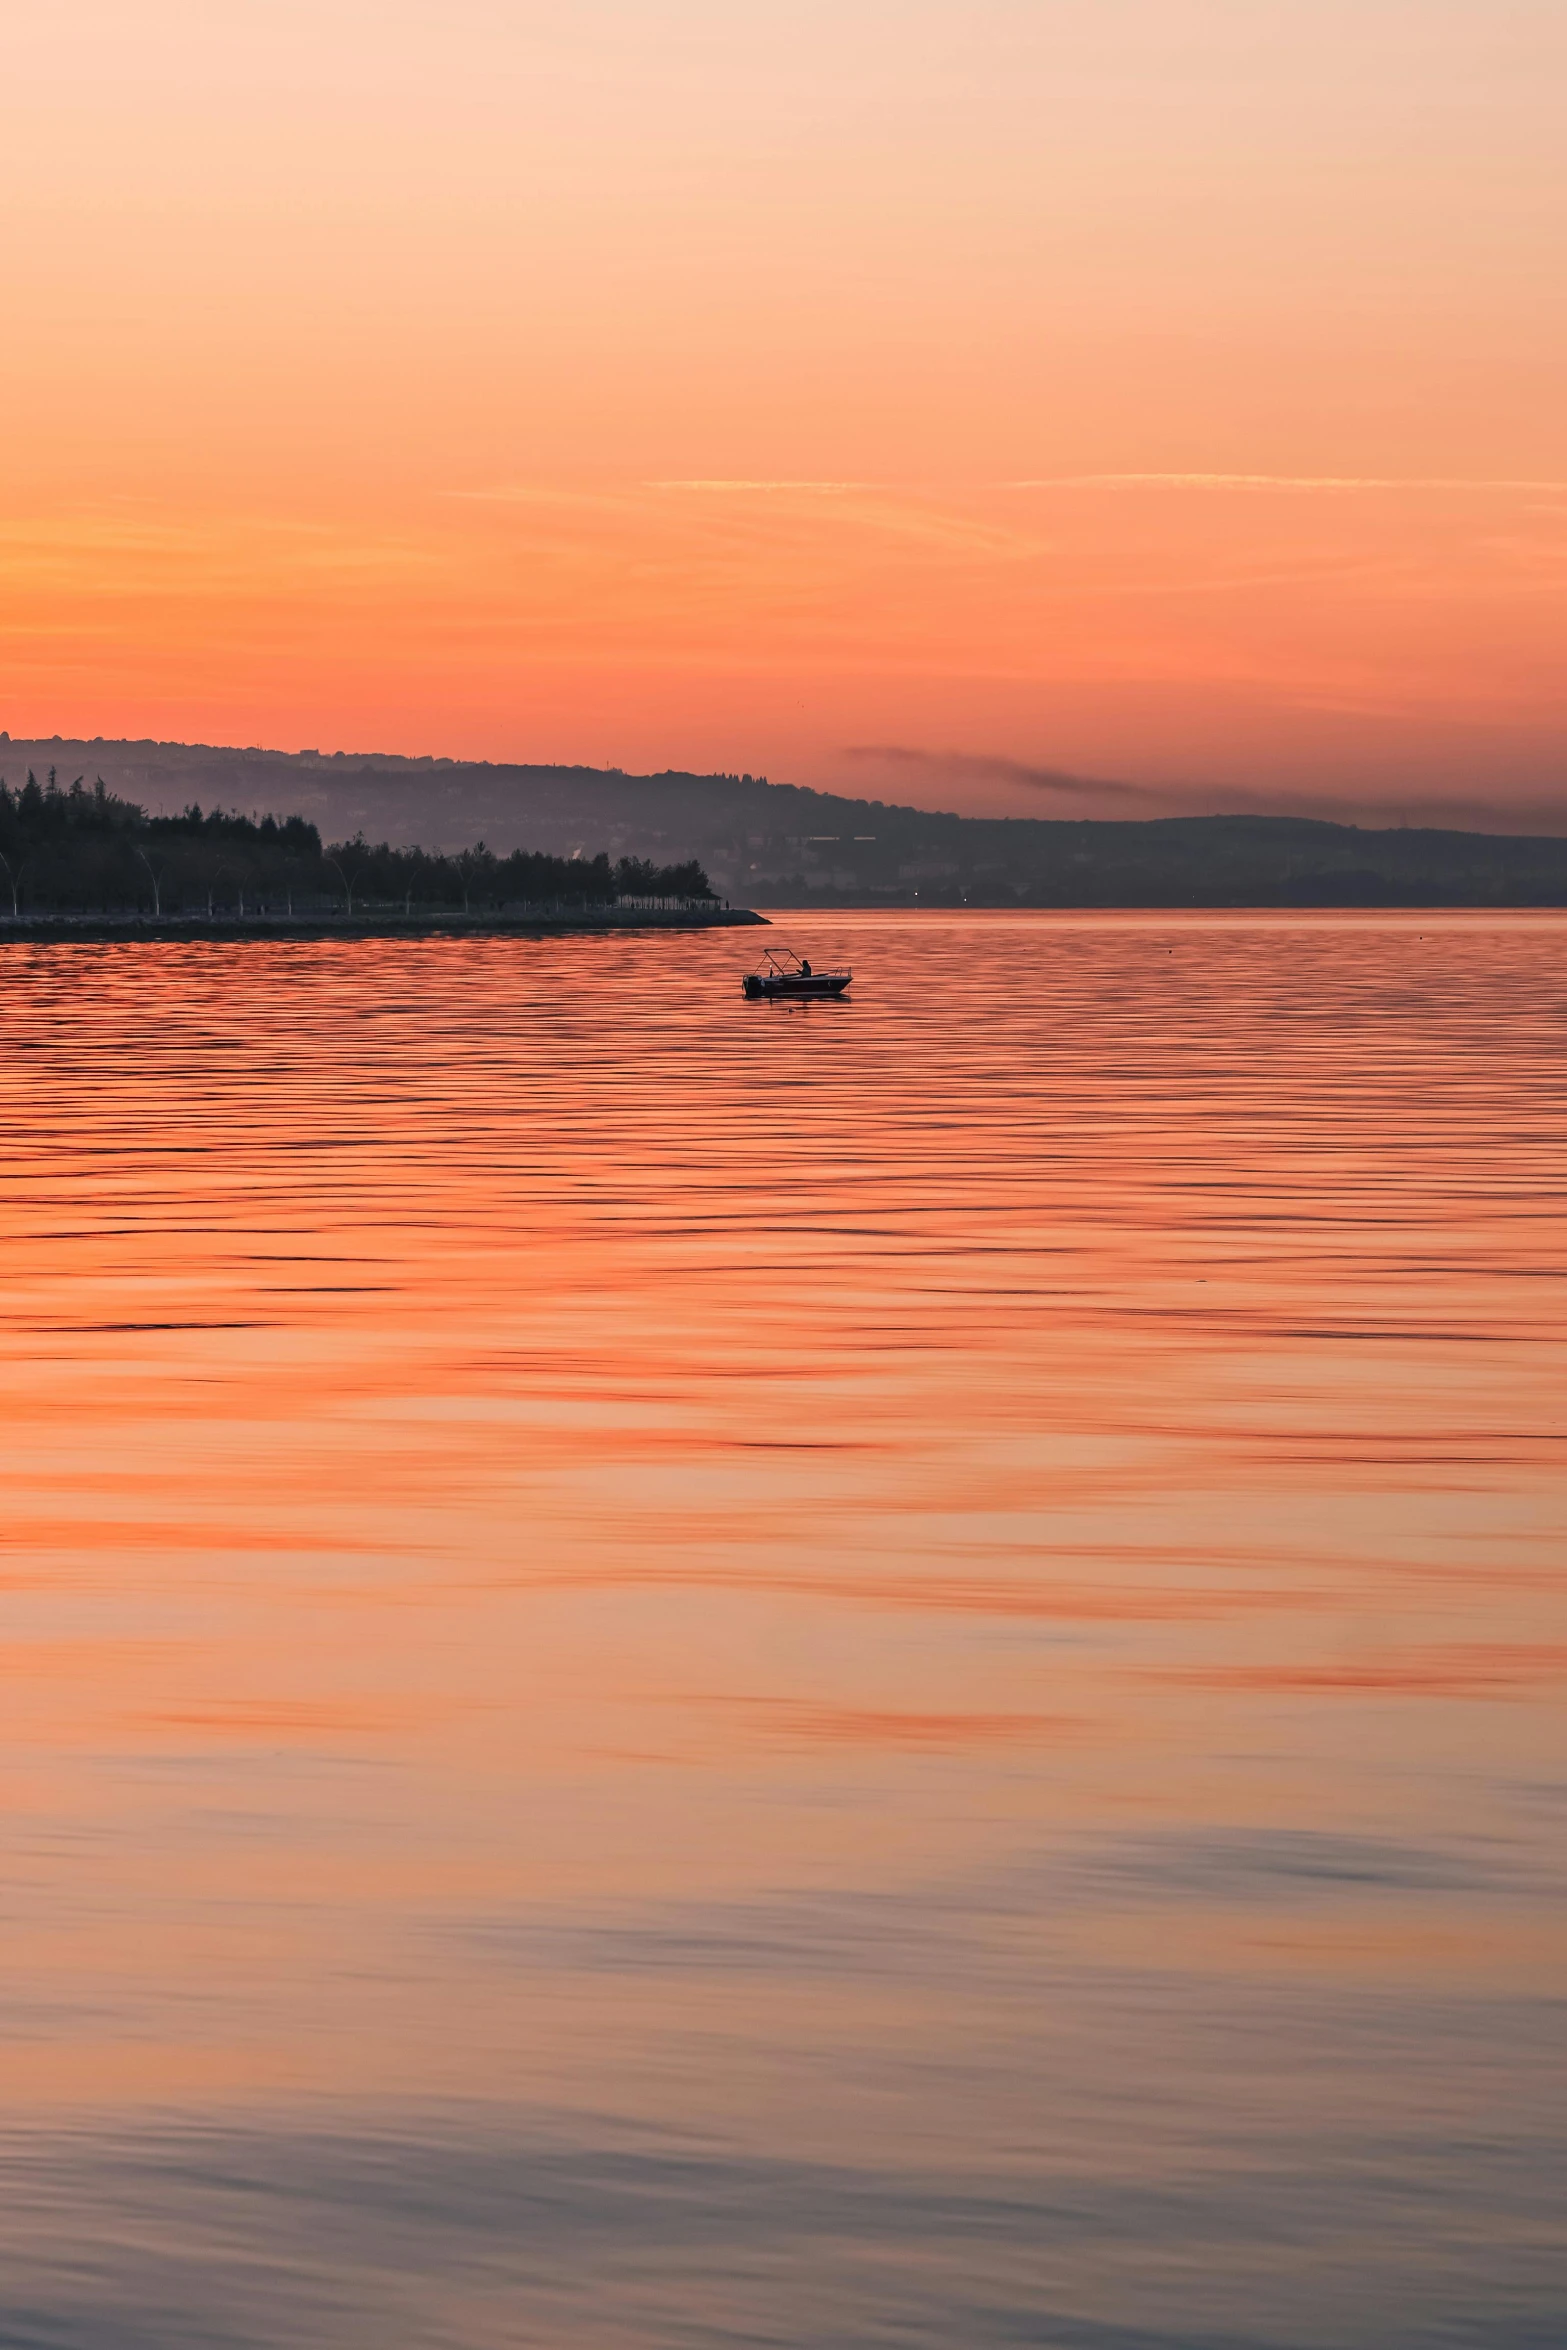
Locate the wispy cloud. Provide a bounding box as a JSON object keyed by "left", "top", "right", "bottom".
{"left": 845, "top": 745, "right": 1166, "bottom": 808}
{"left": 648, "top": 479, "right": 869, "bottom": 495}
{"left": 1009, "top": 473, "right": 1567, "bottom": 494}
{"left": 447, "top": 484, "right": 630, "bottom": 509}
{"left": 844, "top": 744, "right": 1567, "bottom": 836}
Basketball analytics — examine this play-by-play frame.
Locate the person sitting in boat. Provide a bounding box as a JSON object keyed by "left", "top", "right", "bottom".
{"left": 800, "top": 959, "right": 811, "bottom": 975}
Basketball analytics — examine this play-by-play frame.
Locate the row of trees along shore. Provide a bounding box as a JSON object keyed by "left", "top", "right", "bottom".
{"left": 0, "top": 772, "right": 717, "bottom": 918}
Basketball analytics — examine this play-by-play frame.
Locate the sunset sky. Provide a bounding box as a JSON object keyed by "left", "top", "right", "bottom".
{"left": 4, "top": 0, "right": 1564, "bottom": 822}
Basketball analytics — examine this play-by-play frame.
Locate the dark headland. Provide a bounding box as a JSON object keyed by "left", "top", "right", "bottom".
{"left": 0, "top": 762, "right": 760, "bottom": 937}
{"left": 6, "top": 735, "right": 1567, "bottom": 912}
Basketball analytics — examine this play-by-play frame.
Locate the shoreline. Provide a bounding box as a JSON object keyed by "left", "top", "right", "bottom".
{"left": 752, "top": 888, "right": 1567, "bottom": 911}
{"left": 0, "top": 907, "right": 767, "bottom": 944}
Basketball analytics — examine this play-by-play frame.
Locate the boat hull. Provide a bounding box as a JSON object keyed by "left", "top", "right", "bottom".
{"left": 743, "top": 973, "right": 851, "bottom": 999}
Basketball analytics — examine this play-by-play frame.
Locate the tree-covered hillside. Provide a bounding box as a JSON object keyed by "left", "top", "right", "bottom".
{"left": 0, "top": 770, "right": 715, "bottom": 918}
{"left": 6, "top": 737, "right": 1567, "bottom": 905}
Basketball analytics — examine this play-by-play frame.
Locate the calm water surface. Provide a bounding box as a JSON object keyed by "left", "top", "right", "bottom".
{"left": 1, "top": 911, "right": 1563, "bottom": 2347}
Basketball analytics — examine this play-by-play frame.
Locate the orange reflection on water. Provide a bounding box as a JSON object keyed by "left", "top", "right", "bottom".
{"left": 0, "top": 912, "right": 1563, "bottom": 2345}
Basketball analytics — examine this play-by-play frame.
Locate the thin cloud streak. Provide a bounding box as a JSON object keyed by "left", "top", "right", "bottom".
{"left": 649, "top": 480, "right": 870, "bottom": 495}
{"left": 845, "top": 745, "right": 1171, "bottom": 810}
{"left": 843, "top": 744, "right": 1567, "bottom": 836}
{"left": 1010, "top": 473, "right": 1567, "bottom": 494}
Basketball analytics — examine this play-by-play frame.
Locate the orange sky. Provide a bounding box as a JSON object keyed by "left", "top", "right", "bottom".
{"left": 3, "top": 0, "right": 1564, "bottom": 821}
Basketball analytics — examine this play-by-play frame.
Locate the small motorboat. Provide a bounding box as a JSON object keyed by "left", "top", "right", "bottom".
{"left": 741, "top": 947, "right": 852, "bottom": 1000}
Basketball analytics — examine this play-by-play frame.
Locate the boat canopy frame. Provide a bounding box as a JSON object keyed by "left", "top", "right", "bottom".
{"left": 747, "top": 946, "right": 847, "bottom": 979}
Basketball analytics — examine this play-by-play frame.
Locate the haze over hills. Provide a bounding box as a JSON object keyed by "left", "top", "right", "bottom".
{"left": 6, "top": 734, "right": 1567, "bottom": 907}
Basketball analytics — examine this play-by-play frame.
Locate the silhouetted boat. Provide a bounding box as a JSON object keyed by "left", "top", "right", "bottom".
{"left": 741, "top": 947, "right": 852, "bottom": 1000}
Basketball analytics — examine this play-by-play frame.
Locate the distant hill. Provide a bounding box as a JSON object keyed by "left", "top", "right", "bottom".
{"left": 5, "top": 734, "right": 1567, "bottom": 906}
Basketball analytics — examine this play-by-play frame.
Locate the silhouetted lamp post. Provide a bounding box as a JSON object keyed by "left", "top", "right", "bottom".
{"left": 326, "top": 857, "right": 363, "bottom": 918}
{"left": 134, "top": 847, "right": 163, "bottom": 919}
